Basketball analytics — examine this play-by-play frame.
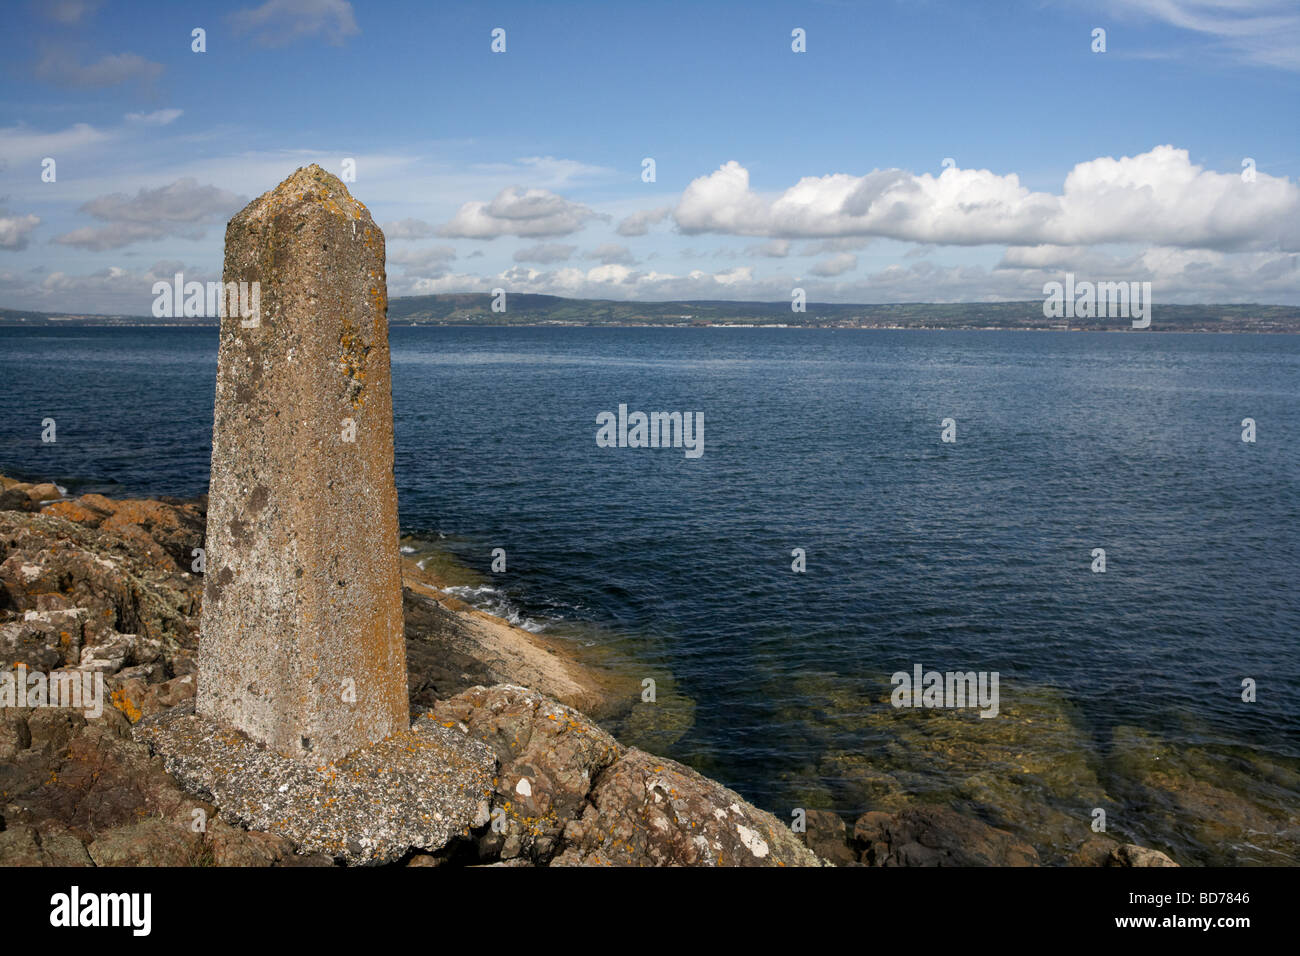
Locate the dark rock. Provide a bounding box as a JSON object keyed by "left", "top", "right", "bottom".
{"left": 0, "top": 824, "right": 93, "bottom": 866}
{"left": 0, "top": 489, "right": 32, "bottom": 513}
{"left": 853, "top": 806, "right": 1040, "bottom": 866}
{"left": 205, "top": 818, "right": 297, "bottom": 867}
{"left": 800, "top": 809, "right": 859, "bottom": 866}
{"left": 88, "top": 818, "right": 202, "bottom": 867}
{"left": 405, "top": 590, "right": 497, "bottom": 709}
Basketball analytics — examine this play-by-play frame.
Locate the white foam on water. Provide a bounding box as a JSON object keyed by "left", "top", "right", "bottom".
{"left": 439, "top": 584, "right": 548, "bottom": 633}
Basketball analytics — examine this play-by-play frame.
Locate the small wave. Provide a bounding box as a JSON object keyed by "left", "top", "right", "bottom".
{"left": 440, "top": 584, "right": 550, "bottom": 633}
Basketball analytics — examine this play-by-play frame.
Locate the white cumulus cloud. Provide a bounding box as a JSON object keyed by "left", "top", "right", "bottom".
{"left": 674, "top": 147, "right": 1298, "bottom": 252}
{"left": 0, "top": 210, "right": 41, "bottom": 250}
{"left": 439, "top": 186, "right": 599, "bottom": 239}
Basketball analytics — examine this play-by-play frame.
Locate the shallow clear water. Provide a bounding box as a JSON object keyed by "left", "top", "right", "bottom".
{"left": 2, "top": 325, "right": 1297, "bottom": 864}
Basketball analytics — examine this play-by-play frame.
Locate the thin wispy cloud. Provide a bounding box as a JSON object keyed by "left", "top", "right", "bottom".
{"left": 809, "top": 253, "right": 858, "bottom": 277}
{"left": 125, "top": 109, "right": 184, "bottom": 126}
{"left": 585, "top": 242, "right": 637, "bottom": 266}
{"left": 387, "top": 244, "right": 458, "bottom": 274}
{"left": 1109, "top": 0, "right": 1300, "bottom": 69}
{"left": 0, "top": 121, "right": 110, "bottom": 165}
{"left": 230, "top": 0, "right": 360, "bottom": 47}
{"left": 382, "top": 218, "right": 434, "bottom": 240}
{"left": 54, "top": 179, "right": 246, "bottom": 251}
{"left": 513, "top": 243, "right": 577, "bottom": 264}
{"left": 40, "top": 0, "right": 102, "bottom": 26}
{"left": 33, "top": 48, "right": 163, "bottom": 89}
{"left": 616, "top": 206, "right": 671, "bottom": 237}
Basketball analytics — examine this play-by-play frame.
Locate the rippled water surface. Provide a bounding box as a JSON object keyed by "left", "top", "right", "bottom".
{"left": 2, "top": 325, "right": 1297, "bottom": 864}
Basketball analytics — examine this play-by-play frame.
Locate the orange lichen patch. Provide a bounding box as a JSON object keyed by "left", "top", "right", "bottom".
{"left": 337, "top": 323, "right": 370, "bottom": 408}
{"left": 41, "top": 500, "right": 102, "bottom": 524}
{"left": 252, "top": 166, "right": 370, "bottom": 230}
{"left": 109, "top": 687, "right": 142, "bottom": 723}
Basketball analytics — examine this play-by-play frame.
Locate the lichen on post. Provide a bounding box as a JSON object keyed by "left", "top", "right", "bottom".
{"left": 196, "top": 164, "right": 409, "bottom": 762}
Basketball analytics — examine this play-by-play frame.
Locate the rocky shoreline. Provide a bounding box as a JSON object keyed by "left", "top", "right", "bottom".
{"left": 0, "top": 473, "right": 1177, "bottom": 866}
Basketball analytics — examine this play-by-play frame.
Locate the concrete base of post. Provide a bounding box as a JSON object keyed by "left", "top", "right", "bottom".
{"left": 138, "top": 703, "right": 495, "bottom": 864}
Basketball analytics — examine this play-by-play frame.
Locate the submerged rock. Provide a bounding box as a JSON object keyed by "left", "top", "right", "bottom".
{"left": 853, "top": 806, "right": 1040, "bottom": 866}
{"left": 772, "top": 673, "right": 1115, "bottom": 864}
{"left": 799, "top": 809, "right": 859, "bottom": 867}
{"left": 1105, "top": 725, "right": 1298, "bottom": 866}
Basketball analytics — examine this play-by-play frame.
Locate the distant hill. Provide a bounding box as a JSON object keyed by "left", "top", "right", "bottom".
{"left": 386, "top": 295, "right": 1300, "bottom": 331}
{"left": 0, "top": 307, "right": 198, "bottom": 327}
{"left": 3, "top": 297, "right": 1299, "bottom": 332}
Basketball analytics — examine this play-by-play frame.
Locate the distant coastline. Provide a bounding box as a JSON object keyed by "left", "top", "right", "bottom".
{"left": 3, "top": 293, "right": 1299, "bottom": 332}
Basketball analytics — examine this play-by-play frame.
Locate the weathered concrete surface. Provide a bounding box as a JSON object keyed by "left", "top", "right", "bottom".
{"left": 198, "top": 165, "right": 408, "bottom": 762}
{"left": 137, "top": 703, "right": 495, "bottom": 864}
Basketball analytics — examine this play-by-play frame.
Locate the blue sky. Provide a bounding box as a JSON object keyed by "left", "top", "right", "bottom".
{"left": 2, "top": 0, "right": 1298, "bottom": 312}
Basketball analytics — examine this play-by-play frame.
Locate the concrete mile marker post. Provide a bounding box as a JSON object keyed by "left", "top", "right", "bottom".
{"left": 138, "top": 166, "right": 494, "bottom": 863}
{"left": 197, "top": 163, "right": 408, "bottom": 762}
